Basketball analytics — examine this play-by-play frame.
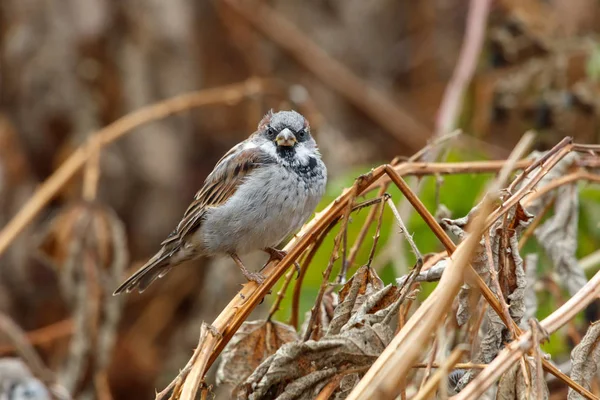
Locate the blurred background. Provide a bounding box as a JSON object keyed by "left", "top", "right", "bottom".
{"left": 1, "top": 0, "right": 600, "bottom": 399}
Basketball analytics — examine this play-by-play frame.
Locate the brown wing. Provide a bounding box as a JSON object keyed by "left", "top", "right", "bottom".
{"left": 161, "top": 143, "right": 275, "bottom": 246}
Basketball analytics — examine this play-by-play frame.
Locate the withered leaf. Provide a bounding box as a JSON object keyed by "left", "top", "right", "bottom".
{"left": 568, "top": 321, "right": 600, "bottom": 400}
{"left": 238, "top": 280, "right": 402, "bottom": 400}
{"left": 496, "top": 357, "right": 548, "bottom": 400}
{"left": 338, "top": 266, "right": 383, "bottom": 304}
{"left": 217, "top": 320, "right": 299, "bottom": 388}
{"left": 535, "top": 184, "right": 587, "bottom": 296}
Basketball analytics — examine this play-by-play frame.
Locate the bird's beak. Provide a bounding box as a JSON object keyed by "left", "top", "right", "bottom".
{"left": 275, "top": 128, "right": 297, "bottom": 147}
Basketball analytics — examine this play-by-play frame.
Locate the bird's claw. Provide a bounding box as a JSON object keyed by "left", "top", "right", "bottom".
{"left": 245, "top": 271, "right": 265, "bottom": 284}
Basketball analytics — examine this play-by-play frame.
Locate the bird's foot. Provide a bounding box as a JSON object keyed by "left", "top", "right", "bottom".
{"left": 244, "top": 271, "right": 265, "bottom": 284}
{"left": 264, "top": 247, "right": 287, "bottom": 261}
{"left": 262, "top": 247, "right": 301, "bottom": 278}
{"left": 231, "top": 253, "right": 265, "bottom": 284}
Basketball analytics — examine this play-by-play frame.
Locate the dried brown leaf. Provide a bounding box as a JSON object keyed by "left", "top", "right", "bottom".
{"left": 238, "top": 277, "right": 402, "bottom": 400}
{"left": 496, "top": 356, "right": 548, "bottom": 400}
{"left": 568, "top": 321, "right": 600, "bottom": 400}
{"left": 217, "top": 320, "right": 299, "bottom": 389}
{"left": 338, "top": 266, "right": 383, "bottom": 304}
{"left": 535, "top": 184, "right": 587, "bottom": 296}
{"left": 451, "top": 203, "right": 531, "bottom": 390}
{"left": 301, "top": 291, "right": 338, "bottom": 342}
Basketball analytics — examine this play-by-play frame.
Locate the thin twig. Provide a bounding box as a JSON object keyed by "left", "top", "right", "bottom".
{"left": 518, "top": 197, "right": 556, "bottom": 250}
{"left": 483, "top": 232, "right": 515, "bottom": 337}
{"left": 346, "top": 184, "right": 390, "bottom": 268}
{"left": 386, "top": 198, "right": 423, "bottom": 266}
{"left": 419, "top": 338, "right": 438, "bottom": 391}
{"left": 365, "top": 195, "right": 389, "bottom": 268}
{"left": 0, "top": 319, "right": 73, "bottom": 355}
{"left": 0, "top": 312, "right": 56, "bottom": 385}
{"left": 529, "top": 319, "right": 545, "bottom": 400}
{"left": 82, "top": 136, "right": 101, "bottom": 201}
{"left": 412, "top": 346, "right": 468, "bottom": 400}
{"left": 412, "top": 362, "right": 487, "bottom": 369}
{"left": 179, "top": 324, "right": 219, "bottom": 400}
{"left": 290, "top": 237, "right": 325, "bottom": 329}
{"left": 522, "top": 170, "right": 600, "bottom": 207}
{"left": 303, "top": 185, "right": 357, "bottom": 341}
{"left": 267, "top": 255, "right": 300, "bottom": 321}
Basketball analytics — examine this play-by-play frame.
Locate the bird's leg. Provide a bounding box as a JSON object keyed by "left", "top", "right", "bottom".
{"left": 263, "top": 247, "right": 287, "bottom": 261}
{"left": 262, "top": 247, "right": 301, "bottom": 278}
{"left": 230, "top": 253, "right": 265, "bottom": 284}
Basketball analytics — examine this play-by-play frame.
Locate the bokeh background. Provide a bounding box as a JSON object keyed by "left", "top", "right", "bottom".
{"left": 1, "top": 0, "right": 600, "bottom": 399}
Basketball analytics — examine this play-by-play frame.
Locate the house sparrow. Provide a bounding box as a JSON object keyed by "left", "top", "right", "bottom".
{"left": 114, "top": 110, "right": 327, "bottom": 294}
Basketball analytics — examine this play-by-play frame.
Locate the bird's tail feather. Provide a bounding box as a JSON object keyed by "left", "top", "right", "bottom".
{"left": 113, "top": 251, "right": 172, "bottom": 295}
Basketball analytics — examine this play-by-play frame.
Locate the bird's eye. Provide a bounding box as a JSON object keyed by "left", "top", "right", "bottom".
{"left": 297, "top": 129, "right": 307, "bottom": 140}
{"left": 266, "top": 126, "right": 277, "bottom": 139}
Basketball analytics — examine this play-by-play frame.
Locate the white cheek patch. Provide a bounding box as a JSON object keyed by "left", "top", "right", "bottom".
{"left": 294, "top": 145, "right": 312, "bottom": 164}
{"left": 260, "top": 141, "right": 277, "bottom": 157}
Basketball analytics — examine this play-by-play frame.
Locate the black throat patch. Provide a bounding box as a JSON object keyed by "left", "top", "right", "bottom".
{"left": 276, "top": 145, "right": 296, "bottom": 160}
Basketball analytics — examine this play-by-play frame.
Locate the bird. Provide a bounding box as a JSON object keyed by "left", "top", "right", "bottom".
{"left": 114, "top": 110, "right": 327, "bottom": 294}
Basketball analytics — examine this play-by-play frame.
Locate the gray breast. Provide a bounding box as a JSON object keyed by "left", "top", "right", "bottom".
{"left": 198, "top": 163, "right": 326, "bottom": 255}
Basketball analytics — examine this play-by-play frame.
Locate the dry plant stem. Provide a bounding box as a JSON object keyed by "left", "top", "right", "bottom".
{"left": 435, "top": 0, "right": 491, "bottom": 136}
{"left": 179, "top": 324, "right": 215, "bottom": 400}
{"left": 581, "top": 249, "right": 600, "bottom": 271}
{"left": 0, "top": 318, "right": 73, "bottom": 355}
{"left": 572, "top": 143, "right": 600, "bottom": 152}
{"left": 529, "top": 319, "right": 544, "bottom": 400}
{"left": 221, "top": 0, "right": 430, "bottom": 149}
{"left": 412, "top": 346, "right": 467, "bottom": 400}
{"left": 483, "top": 232, "right": 515, "bottom": 337}
{"left": 366, "top": 195, "right": 388, "bottom": 267}
{"left": 304, "top": 185, "right": 357, "bottom": 341}
{"left": 349, "top": 197, "right": 495, "bottom": 399}
{"left": 0, "top": 78, "right": 267, "bottom": 257}
{"left": 518, "top": 197, "right": 556, "bottom": 250}
{"left": 289, "top": 196, "right": 380, "bottom": 328}
{"left": 384, "top": 166, "right": 454, "bottom": 251}
{"left": 386, "top": 197, "right": 423, "bottom": 265}
{"left": 83, "top": 137, "right": 101, "bottom": 201}
{"left": 267, "top": 257, "right": 298, "bottom": 321}
{"left": 507, "top": 135, "right": 572, "bottom": 194}
{"left": 290, "top": 237, "right": 325, "bottom": 329}
{"left": 409, "top": 130, "right": 462, "bottom": 163}
{"left": 521, "top": 170, "right": 600, "bottom": 206}
{"left": 315, "top": 375, "right": 344, "bottom": 400}
{"left": 420, "top": 338, "right": 438, "bottom": 390}
{"left": 412, "top": 362, "right": 487, "bottom": 369}
{"left": 347, "top": 184, "right": 390, "bottom": 268}
{"left": 94, "top": 372, "right": 112, "bottom": 400}
{"left": 333, "top": 195, "right": 390, "bottom": 282}
{"left": 455, "top": 267, "right": 600, "bottom": 400}
{"left": 0, "top": 312, "right": 56, "bottom": 385}
{"left": 347, "top": 131, "right": 534, "bottom": 399}
{"left": 468, "top": 301, "right": 488, "bottom": 353}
